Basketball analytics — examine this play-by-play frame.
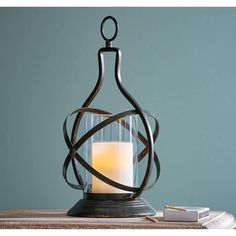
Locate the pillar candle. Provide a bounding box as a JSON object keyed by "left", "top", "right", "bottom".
{"left": 91, "top": 142, "right": 133, "bottom": 193}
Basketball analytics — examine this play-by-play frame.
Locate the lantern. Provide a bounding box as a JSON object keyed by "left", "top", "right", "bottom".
{"left": 63, "top": 16, "right": 160, "bottom": 217}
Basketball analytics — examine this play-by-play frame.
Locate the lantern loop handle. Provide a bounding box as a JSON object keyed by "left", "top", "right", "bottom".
{"left": 100, "top": 16, "right": 118, "bottom": 47}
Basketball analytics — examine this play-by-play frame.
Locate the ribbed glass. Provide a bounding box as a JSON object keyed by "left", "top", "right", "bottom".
{"left": 83, "top": 113, "right": 138, "bottom": 193}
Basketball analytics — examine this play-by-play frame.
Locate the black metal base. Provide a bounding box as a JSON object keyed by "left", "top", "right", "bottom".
{"left": 67, "top": 194, "right": 156, "bottom": 218}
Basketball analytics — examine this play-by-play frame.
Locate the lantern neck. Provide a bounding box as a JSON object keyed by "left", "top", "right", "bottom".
{"left": 97, "top": 46, "right": 122, "bottom": 85}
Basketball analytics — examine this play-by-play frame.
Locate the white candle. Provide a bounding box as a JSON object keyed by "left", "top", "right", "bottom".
{"left": 91, "top": 142, "right": 133, "bottom": 193}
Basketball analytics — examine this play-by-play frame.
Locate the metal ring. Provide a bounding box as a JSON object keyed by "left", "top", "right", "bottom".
{"left": 100, "top": 16, "right": 118, "bottom": 42}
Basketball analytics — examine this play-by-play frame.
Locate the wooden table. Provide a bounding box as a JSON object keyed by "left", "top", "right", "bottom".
{"left": 0, "top": 209, "right": 235, "bottom": 229}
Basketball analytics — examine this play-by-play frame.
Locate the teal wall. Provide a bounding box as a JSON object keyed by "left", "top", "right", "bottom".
{"left": 0, "top": 8, "right": 236, "bottom": 215}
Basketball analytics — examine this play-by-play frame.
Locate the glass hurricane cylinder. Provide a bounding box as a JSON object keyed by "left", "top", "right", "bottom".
{"left": 83, "top": 113, "right": 138, "bottom": 194}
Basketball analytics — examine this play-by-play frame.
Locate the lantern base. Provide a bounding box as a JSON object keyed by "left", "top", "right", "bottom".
{"left": 67, "top": 194, "right": 156, "bottom": 218}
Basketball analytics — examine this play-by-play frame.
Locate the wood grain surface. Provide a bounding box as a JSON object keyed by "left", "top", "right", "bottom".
{"left": 0, "top": 209, "right": 235, "bottom": 229}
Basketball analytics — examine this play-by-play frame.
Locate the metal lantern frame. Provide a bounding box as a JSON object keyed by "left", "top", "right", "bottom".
{"left": 63, "top": 16, "right": 161, "bottom": 217}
